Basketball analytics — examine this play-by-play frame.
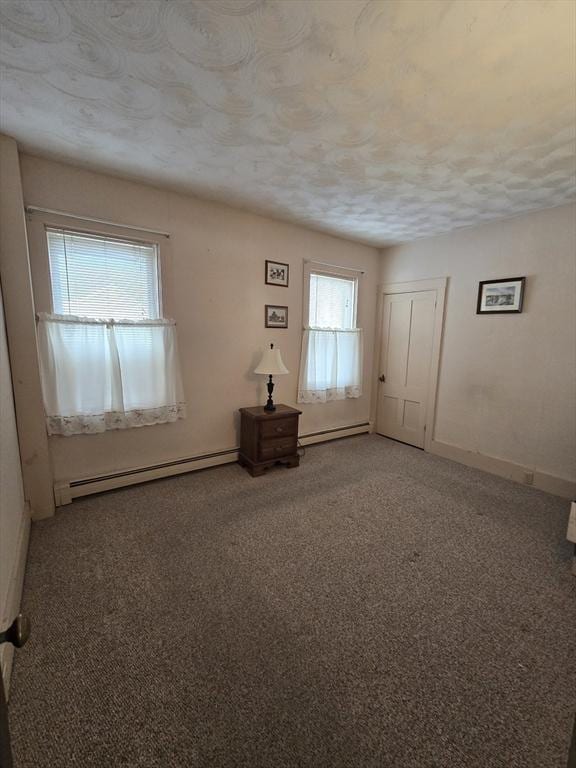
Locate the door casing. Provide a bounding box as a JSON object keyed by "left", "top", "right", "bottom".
{"left": 373, "top": 277, "right": 447, "bottom": 453}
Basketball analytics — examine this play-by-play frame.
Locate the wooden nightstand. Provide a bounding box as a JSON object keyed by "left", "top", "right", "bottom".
{"left": 238, "top": 404, "right": 301, "bottom": 477}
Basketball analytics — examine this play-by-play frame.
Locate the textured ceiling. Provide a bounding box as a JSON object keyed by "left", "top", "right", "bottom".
{"left": 1, "top": 0, "right": 575, "bottom": 245}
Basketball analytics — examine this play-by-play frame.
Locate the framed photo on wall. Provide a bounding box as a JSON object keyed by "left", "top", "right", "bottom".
{"left": 265, "top": 305, "right": 288, "bottom": 328}
{"left": 265, "top": 260, "right": 289, "bottom": 287}
{"left": 477, "top": 277, "right": 525, "bottom": 314}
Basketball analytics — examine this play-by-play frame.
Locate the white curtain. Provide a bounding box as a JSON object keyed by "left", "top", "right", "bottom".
{"left": 297, "top": 327, "right": 363, "bottom": 403}
{"left": 37, "top": 314, "right": 186, "bottom": 436}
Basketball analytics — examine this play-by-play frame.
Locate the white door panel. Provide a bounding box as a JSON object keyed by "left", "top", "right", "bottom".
{"left": 377, "top": 290, "right": 436, "bottom": 448}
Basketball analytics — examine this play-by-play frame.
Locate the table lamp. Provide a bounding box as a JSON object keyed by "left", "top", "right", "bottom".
{"left": 254, "top": 343, "right": 289, "bottom": 412}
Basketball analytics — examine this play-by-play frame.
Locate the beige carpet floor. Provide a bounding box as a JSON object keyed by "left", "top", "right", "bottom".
{"left": 8, "top": 435, "right": 576, "bottom": 768}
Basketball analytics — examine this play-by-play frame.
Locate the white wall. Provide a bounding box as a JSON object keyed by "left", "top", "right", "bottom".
{"left": 20, "top": 154, "right": 380, "bottom": 484}
{"left": 15, "top": 153, "right": 575, "bottom": 496}
{"left": 0, "top": 135, "right": 53, "bottom": 518}
{"left": 380, "top": 203, "right": 576, "bottom": 492}
{"left": 0, "top": 281, "right": 30, "bottom": 688}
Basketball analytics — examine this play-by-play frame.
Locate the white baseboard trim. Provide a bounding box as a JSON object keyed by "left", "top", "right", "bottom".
{"left": 54, "top": 423, "right": 373, "bottom": 506}
{"left": 0, "top": 506, "right": 31, "bottom": 697}
{"left": 430, "top": 439, "right": 576, "bottom": 499}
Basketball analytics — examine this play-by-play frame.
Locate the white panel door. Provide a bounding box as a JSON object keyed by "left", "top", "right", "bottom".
{"left": 376, "top": 290, "right": 436, "bottom": 448}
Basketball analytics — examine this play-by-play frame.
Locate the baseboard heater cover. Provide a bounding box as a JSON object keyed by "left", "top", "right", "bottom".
{"left": 54, "top": 422, "right": 372, "bottom": 505}
{"left": 298, "top": 422, "right": 371, "bottom": 445}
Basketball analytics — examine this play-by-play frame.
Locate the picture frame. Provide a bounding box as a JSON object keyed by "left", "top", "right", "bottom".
{"left": 476, "top": 277, "right": 525, "bottom": 314}
{"left": 265, "top": 304, "right": 288, "bottom": 328}
{"left": 265, "top": 260, "right": 289, "bottom": 287}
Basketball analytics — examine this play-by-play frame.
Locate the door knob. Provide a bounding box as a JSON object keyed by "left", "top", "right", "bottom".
{"left": 0, "top": 615, "right": 30, "bottom": 648}
{"left": 379, "top": 374, "right": 386, "bottom": 382}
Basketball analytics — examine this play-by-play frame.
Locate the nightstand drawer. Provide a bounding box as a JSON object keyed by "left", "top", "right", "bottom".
{"left": 260, "top": 417, "right": 297, "bottom": 439}
{"left": 258, "top": 437, "right": 297, "bottom": 461}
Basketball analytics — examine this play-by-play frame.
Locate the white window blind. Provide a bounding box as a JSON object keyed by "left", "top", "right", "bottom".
{"left": 39, "top": 226, "right": 186, "bottom": 436}
{"left": 309, "top": 273, "right": 356, "bottom": 329}
{"left": 298, "top": 268, "right": 363, "bottom": 404}
{"left": 47, "top": 228, "right": 160, "bottom": 320}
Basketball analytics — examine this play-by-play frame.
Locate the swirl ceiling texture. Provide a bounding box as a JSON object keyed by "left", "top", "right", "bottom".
{"left": 0, "top": 0, "right": 574, "bottom": 245}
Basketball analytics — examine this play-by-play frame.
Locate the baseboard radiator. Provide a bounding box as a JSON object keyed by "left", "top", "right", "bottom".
{"left": 54, "top": 422, "right": 371, "bottom": 505}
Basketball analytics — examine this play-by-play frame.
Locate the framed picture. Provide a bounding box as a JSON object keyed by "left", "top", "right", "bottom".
{"left": 265, "top": 304, "right": 288, "bottom": 328}
{"left": 265, "top": 260, "right": 289, "bottom": 287}
{"left": 477, "top": 277, "right": 525, "bottom": 314}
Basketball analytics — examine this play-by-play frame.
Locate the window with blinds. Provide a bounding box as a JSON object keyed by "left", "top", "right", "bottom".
{"left": 46, "top": 228, "right": 160, "bottom": 320}
{"left": 308, "top": 273, "right": 357, "bottom": 329}
{"left": 298, "top": 267, "right": 363, "bottom": 403}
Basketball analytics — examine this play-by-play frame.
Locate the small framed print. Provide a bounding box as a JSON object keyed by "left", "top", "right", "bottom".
{"left": 265, "top": 260, "right": 289, "bottom": 287}
{"left": 477, "top": 277, "right": 525, "bottom": 314}
{"left": 265, "top": 305, "right": 288, "bottom": 328}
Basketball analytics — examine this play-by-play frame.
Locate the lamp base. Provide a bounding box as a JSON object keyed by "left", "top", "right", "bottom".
{"left": 265, "top": 375, "right": 275, "bottom": 411}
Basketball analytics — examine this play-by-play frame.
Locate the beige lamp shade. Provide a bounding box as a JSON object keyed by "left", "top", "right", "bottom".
{"left": 254, "top": 344, "right": 289, "bottom": 375}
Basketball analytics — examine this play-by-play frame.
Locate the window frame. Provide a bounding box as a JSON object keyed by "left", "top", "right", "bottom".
{"left": 302, "top": 261, "right": 359, "bottom": 331}
{"left": 27, "top": 212, "right": 172, "bottom": 320}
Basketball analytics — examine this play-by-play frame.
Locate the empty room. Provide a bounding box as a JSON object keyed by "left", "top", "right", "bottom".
{"left": 0, "top": 1, "right": 575, "bottom": 766}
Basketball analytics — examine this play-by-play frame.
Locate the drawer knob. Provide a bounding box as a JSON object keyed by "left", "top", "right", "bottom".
{"left": 275, "top": 426, "right": 284, "bottom": 433}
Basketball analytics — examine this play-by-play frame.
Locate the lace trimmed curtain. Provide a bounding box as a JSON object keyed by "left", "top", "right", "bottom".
{"left": 297, "top": 327, "right": 363, "bottom": 403}
{"left": 37, "top": 313, "right": 186, "bottom": 436}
